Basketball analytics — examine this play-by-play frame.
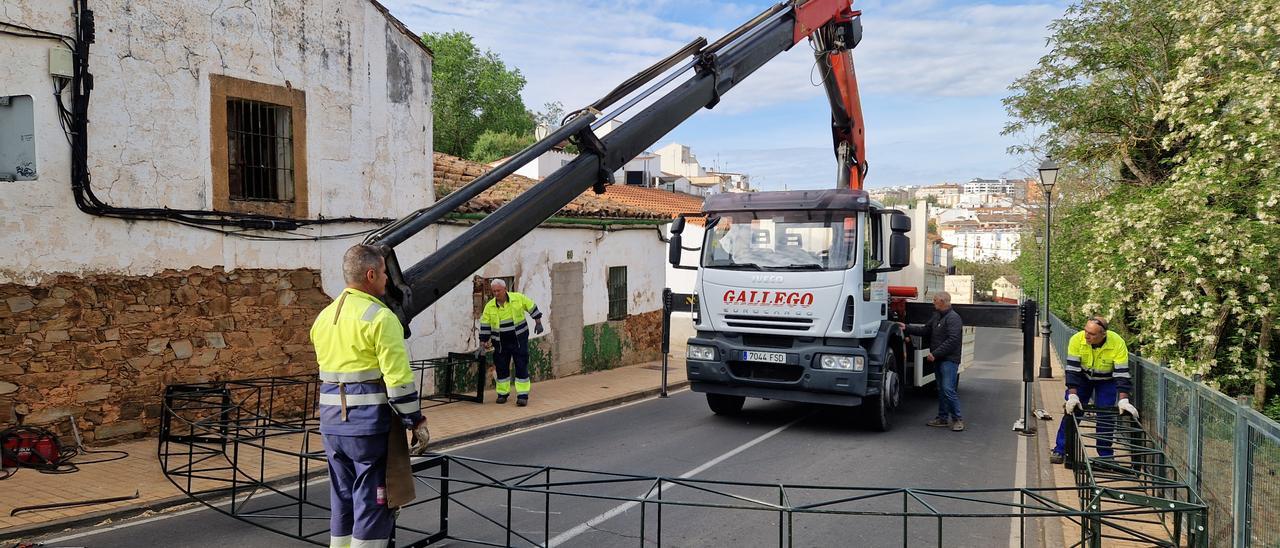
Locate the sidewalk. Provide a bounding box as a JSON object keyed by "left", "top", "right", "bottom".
{"left": 0, "top": 358, "right": 688, "bottom": 542}
{"left": 1031, "top": 337, "right": 1164, "bottom": 548}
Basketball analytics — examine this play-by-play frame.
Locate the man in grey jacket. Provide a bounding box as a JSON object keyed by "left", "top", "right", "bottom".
{"left": 898, "top": 292, "right": 965, "bottom": 431}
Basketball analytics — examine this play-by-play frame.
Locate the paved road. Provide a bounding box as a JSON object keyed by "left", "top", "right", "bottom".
{"left": 37, "top": 327, "right": 1027, "bottom": 548}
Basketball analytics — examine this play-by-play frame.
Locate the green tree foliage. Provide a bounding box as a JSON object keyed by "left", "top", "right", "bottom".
{"left": 531, "top": 101, "right": 565, "bottom": 129}
{"left": 424, "top": 31, "right": 533, "bottom": 157}
{"left": 953, "top": 259, "right": 1017, "bottom": 300}
{"left": 469, "top": 130, "right": 535, "bottom": 164}
{"left": 1009, "top": 0, "right": 1280, "bottom": 408}
{"left": 1003, "top": 0, "right": 1186, "bottom": 186}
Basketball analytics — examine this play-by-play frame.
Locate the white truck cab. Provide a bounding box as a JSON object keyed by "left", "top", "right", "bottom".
{"left": 669, "top": 188, "right": 913, "bottom": 430}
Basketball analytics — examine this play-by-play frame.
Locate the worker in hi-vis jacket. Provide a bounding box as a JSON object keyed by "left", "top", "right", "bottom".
{"left": 479, "top": 278, "right": 544, "bottom": 407}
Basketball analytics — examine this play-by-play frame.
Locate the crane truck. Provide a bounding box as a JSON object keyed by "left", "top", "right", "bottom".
{"left": 363, "top": 0, "right": 916, "bottom": 430}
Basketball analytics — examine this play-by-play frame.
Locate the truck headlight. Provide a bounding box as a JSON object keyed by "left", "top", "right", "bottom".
{"left": 819, "top": 354, "right": 864, "bottom": 371}
{"left": 687, "top": 345, "right": 716, "bottom": 361}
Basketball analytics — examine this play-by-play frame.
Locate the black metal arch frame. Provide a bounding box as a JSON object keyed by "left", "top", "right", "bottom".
{"left": 159, "top": 376, "right": 1206, "bottom": 547}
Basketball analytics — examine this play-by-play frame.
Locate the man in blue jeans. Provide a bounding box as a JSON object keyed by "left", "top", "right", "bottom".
{"left": 899, "top": 291, "right": 965, "bottom": 432}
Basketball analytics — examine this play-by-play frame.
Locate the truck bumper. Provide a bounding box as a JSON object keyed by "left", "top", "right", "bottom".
{"left": 685, "top": 334, "right": 870, "bottom": 408}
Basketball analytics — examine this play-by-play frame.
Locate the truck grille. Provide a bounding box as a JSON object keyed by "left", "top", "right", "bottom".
{"left": 728, "top": 361, "right": 804, "bottom": 382}
{"left": 722, "top": 314, "right": 813, "bottom": 331}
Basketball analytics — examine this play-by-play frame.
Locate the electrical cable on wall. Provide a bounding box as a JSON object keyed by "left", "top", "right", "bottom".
{"left": 4, "top": 1, "right": 393, "bottom": 241}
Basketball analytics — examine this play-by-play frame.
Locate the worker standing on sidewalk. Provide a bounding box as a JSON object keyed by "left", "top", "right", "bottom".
{"left": 1050, "top": 316, "right": 1138, "bottom": 464}
{"left": 479, "top": 279, "right": 544, "bottom": 407}
{"left": 311, "top": 244, "right": 431, "bottom": 548}
{"left": 899, "top": 291, "right": 966, "bottom": 432}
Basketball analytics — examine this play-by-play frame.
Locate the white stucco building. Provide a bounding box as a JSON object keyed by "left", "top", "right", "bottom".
{"left": 938, "top": 221, "right": 1024, "bottom": 262}
{"left": 884, "top": 200, "right": 952, "bottom": 300}
{"left": 654, "top": 143, "right": 707, "bottom": 179}
{"left": 432, "top": 154, "right": 669, "bottom": 376}
{"left": 0, "top": 0, "right": 672, "bottom": 441}
{"left": 2, "top": 0, "right": 434, "bottom": 283}
{"left": 0, "top": 0, "right": 436, "bottom": 440}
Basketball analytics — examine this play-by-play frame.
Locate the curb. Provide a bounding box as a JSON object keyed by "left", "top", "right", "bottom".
{"left": 3, "top": 379, "right": 689, "bottom": 543}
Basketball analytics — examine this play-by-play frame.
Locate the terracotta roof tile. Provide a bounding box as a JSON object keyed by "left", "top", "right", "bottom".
{"left": 432, "top": 153, "right": 665, "bottom": 220}
{"left": 595, "top": 185, "right": 706, "bottom": 223}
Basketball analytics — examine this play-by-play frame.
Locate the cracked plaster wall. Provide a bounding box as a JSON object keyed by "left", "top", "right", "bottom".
{"left": 0, "top": 0, "right": 440, "bottom": 343}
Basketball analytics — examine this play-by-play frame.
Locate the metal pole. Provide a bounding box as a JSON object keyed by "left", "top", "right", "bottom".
{"left": 1039, "top": 189, "right": 1054, "bottom": 379}
{"left": 661, "top": 288, "right": 672, "bottom": 398}
{"left": 1016, "top": 299, "right": 1037, "bottom": 435}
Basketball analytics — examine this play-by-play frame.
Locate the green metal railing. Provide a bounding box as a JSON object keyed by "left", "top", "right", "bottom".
{"left": 1049, "top": 313, "right": 1280, "bottom": 547}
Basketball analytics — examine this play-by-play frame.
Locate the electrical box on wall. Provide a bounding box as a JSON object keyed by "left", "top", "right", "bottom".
{"left": 0, "top": 95, "right": 38, "bottom": 181}
{"left": 49, "top": 47, "right": 74, "bottom": 78}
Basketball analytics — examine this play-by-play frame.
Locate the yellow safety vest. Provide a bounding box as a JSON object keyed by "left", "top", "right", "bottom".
{"left": 1065, "top": 329, "right": 1131, "bottom": 391}
{"left": 479, "top": 292, "right": 542, "bottom": 341}
{"left": 310, "top": 288, "right": 420, "bottom": 435}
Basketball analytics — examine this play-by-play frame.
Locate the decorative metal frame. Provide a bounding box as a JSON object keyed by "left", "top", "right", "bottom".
{"left": 159, "top": 373, "right": 1206, "bottom": 547}
{"left": 1062, "top": 407, "right": 1208, "bottom": 547}
{"left": 412, "top": 352, "right": 485, "bottom": 406}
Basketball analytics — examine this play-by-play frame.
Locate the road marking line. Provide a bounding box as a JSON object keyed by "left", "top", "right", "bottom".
{"left": 1008, "top": 417, "right": 1030, "bottom": 548}
{"left": 546, "top": 413, "right": 809, "bottom": 547}
{"left": 40, "top": 388, "right": 691, "bottom": 543}
{"left": 440, "top": 387, "right": 691, "bottom": 453}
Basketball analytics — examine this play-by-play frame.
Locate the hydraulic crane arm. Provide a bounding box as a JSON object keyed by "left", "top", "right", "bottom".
{"left": 798, "top": 0, "right": 868, "bottom": 190}
{"left": 366, "top": 0, "right": 868, "bottom": 332}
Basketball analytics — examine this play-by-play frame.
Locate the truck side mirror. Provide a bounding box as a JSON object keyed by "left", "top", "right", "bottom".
{"left": 888, "top": 212, "right": 910, "bottom": 269}
{"left": 669, "top": 233, "right": 683, "bottom": 266}
{"left": 889, "top": 233, "right": 910, "bottom": 268}
{"left": 670, "top": 216, "right": 686, "bottom": 235}
{"left": 889, "top": 212, "right": 911, "bottom": 233}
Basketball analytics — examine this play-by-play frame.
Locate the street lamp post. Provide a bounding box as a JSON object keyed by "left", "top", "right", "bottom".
{"left": 1037, "top": 159, "right": 1059, "bottom": 379}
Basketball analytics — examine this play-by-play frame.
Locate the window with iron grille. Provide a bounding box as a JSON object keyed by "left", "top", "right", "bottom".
{"left": 607, "top": 266, "right": 627, "bottom": 320}
{"left": 227, "top": 99, "right": 294, "bottom": 202}
{"left": 210, "top": 75, "right": 307, "bottom": 218}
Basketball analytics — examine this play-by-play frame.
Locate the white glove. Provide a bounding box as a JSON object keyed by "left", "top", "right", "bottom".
{"left": 409, "top": 421, "right": 431, "bottom": 455}
{"left": 1064, "top": 393, "right": 1082, "bottom": 414}
{"left": 1117, "top": 398, "right": 1140, "bottom": 419}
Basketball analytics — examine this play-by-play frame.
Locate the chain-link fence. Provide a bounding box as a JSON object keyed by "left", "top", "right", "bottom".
{"left": 1049, "top": 313, "right": 1280, "bottom": 547}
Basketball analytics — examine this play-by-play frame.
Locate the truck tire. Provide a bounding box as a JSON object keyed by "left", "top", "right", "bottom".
{"left": 707, "top": 393, "right": 745, "bottom": 415}
{"left": 861, "top": 351, "right": 902, "bottom": 432}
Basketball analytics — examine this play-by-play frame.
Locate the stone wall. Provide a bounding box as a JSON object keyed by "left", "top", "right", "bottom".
{"left": 0, "top": 267, "right": 330, "bottom": 443}
{"left": 581, "top": 310, "right": 663, "bottom": 373}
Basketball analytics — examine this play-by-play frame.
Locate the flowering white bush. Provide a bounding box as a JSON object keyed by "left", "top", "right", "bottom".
{"left": 1013, "top": 0, "right": 1280, "bottom": 403}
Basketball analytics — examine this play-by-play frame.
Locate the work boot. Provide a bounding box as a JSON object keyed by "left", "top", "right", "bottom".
{"left": 926, "top": 417, "right": 950, "bottom": 427}
{"left": 496, "top": 394, "right": 508, "bottom": 404}
{"left": 950, "top": 419, "right": 965, "bottom": 432}
{"left": 1049, "top": 452, "right": 1064, "bottom": 465}
{"left": 516, "top": 395, "right": 528, "bottom": 407}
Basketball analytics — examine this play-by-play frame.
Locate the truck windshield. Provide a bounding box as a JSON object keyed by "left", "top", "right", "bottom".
{"left": 702, "top": 210, "right": 857, "bottom": 271}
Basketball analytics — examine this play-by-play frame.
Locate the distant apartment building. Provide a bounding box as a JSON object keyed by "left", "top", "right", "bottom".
{"left": 962, "top": 178, "right": 1016, "bottom": 195}
{"left": 916, "top": 184, "right": 963, "bottom": 207}
{"left": 655, "top": 143, "right": 707, "bottom": 179}
{"left": 938, "top": 214, "right": 1024, "bottom": 262}
{"left": 705, "top": 168, "right": 753, "bottom": 193}
{"left": 869, "top": 187, "right": 916, "bottom": 206}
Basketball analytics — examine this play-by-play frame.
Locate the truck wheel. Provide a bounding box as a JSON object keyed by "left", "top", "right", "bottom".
{"left": 707, "top": 393, "right": 745, "bottom": 415}
{"left": 861, "top": 353, "right": 902, "bottom": 432}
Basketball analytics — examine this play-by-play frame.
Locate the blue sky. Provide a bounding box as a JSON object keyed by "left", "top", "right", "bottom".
{"left": 383, "top": 0, "right": 1065, "bottom": 190}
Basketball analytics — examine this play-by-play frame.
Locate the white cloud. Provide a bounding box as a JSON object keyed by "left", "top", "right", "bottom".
{"left": 384, "top": 0, "right": 1063, "bottom": 114}
{"left": 382, "top": 0, "right": 718, "bottom": 111}
{"left": 384, "top": 0, "right": 1062, "bottom": 185}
